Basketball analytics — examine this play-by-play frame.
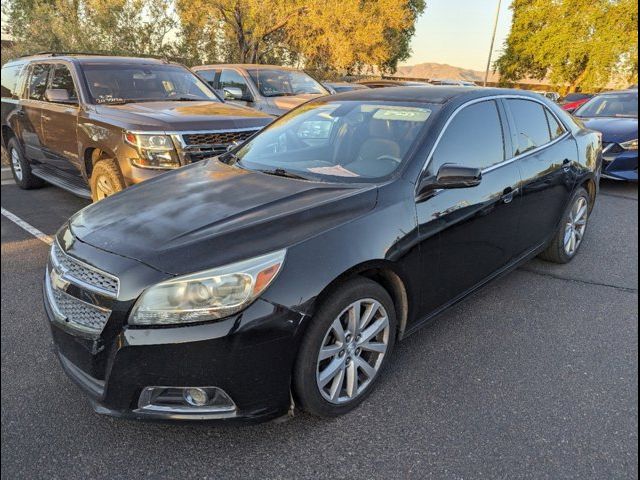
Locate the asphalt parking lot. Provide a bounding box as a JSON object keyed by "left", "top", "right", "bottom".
{"left": 1, "top": 176, "right": 638, "bottom": 479}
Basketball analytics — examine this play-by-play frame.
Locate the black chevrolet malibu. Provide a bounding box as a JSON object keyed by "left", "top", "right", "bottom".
{"left": 45, "top": 87, "right": 601, "bottom": 422}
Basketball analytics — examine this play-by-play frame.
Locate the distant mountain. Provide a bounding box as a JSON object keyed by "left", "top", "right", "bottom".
{"left": 392, "top": 62, "right": 501, "bottom": 83}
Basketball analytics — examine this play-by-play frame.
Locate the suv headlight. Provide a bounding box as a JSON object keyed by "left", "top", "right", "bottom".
{"left": 125, "top": 132, "right": 181, "bottom": 169}
{"left": 620, "top": 139, "right": 638, "bottom": 151}
{"left": 129, "top": 250, "right": 286, "bottom": 326}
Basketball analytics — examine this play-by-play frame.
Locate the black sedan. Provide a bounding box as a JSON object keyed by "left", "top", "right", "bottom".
{"left": 44, "top": 87, "right": 601, "bottom": 422}
{"left": 574, "top": 89, "right": 638, "bottom": 181}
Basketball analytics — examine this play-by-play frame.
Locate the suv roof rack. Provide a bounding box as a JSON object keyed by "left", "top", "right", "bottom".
{"left": 16, "top": 51, "right": 173, "bottom": 63}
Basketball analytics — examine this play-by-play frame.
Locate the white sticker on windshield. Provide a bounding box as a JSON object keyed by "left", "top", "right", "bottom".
{"left": 307, "top": 165, "right": 360, "bottom": 177}
{"left": 372, "top": 107, "right": 431, "bottom": 122}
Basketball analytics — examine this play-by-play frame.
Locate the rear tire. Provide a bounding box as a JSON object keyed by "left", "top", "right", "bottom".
{"left": 293, "top": 277, "right": 397, "bottom": 417}
{"left": 539, "top": 186, "right": 590, "bottom": 264}
{"left": 7, "top": 138, "right": 45, "bottom": 190}
{"left": 90, "top": 159, "right": 126, "bottom": 202}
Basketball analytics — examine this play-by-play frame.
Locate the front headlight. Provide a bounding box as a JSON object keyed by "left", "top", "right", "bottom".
{"left": 620, "top": 139, "right": 638, "bottom": 151}
{"left": 129, "top": 250, "right": 286, "bottom": 326}
{"left": 125, "top": 132, "right": 181, "bottom": 169}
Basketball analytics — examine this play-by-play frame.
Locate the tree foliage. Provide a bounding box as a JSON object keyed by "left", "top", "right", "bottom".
{"left": 2, "top": 0, "right": 425, "bottom": 74}
{"left": 495, "top": 0, "right": 638, "bottom": 91}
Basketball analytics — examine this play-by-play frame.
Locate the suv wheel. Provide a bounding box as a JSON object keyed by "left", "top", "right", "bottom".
{"left": 90, "top": 159, "right": 126, "bottom": 201}
{"left": 7, "top": 138, "right": 45, "bottom": 189}
{"left": 293, "top": 277, "right": 397, "bottom": 417}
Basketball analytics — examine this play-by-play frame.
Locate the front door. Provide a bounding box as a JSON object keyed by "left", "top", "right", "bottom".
{"left": 19, "top": 63, "right": 51, "bottom": 162}
{"left": 416, "top": 99, "right": 522, "bottom": 317}
{"left": 41, "top": 63, "right": 82, "bottom": 176}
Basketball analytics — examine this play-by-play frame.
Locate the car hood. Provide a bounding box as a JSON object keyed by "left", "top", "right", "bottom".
{"left": 95, "top": 101, "right": 273, "bottom": 131}
{"left": 69, "top": 160, "right": 377, "bottom": 274}
{"left": 269, "top": 94, "right": 324, "bottom": 113}
{"left": 578, "top": 117, "right": 638, "bottom": 143}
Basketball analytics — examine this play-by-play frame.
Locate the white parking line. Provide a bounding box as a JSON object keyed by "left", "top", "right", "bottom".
{"left": 0, "top": 207, "right": 53, "bottom": 245}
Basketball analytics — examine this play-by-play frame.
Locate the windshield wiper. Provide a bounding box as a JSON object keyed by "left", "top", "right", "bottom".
{"left": 257, "top": 168, "right": 309, "bottom": 180}
{"left": 264, "top": 92, "right": 296, "bottom": 97}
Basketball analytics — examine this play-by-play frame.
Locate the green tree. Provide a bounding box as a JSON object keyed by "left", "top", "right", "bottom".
{"left": 495, "top": 0, "right": 638, "bottom": 91}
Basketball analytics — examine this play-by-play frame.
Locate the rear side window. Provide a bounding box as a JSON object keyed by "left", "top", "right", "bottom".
{"left": 507, "top": 99, "right": 552, "bottom": 154}
{"left": 49, "top": 64, "right": 78, "bottom": 102}
{"left": 27, "top": 64, "right": 51, "bottom": 101}
{"left": 1, "top": 65, "right": 23, "bottom": 99}
{"left": 431, "top": 100, "right": 505, "bottom": 171}
{"left": 545, "top": 109, "right": 565, "bottom": 140}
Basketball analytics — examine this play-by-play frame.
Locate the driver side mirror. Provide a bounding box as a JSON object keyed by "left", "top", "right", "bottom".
{"left": 416, "top": 163, "right": 482, "bottom": 202}
{"left": 45, "top": 88, "right": 76, "bottom": 104}
{"left": 223, "top": 86, "right": 251, "bottom": 102}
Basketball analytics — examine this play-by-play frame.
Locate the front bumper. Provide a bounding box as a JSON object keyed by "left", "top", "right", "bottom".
{"left": 44, "top": 269, "right": 305, "bottom": 423}
{"left": 602, "top": 148, "right": 638, "bottom": 181}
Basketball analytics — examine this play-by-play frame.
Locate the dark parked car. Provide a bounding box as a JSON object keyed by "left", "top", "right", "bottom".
{"left": 574, "top": 89, "right": 638, "bottom": 181}
{"left": 1, "top": 54, "right": 272, "bottom": 201}
{"left": 44, "top": 87, "right": 600, "bottom": 423}
{"left": 323, "top": 81, "right": 370, "bottom": 94}
{"left": 559, "top": 93, "right": 594, "bottom": 113}
{"left": 357, "top": 79, "right": 431, "bottom": 88}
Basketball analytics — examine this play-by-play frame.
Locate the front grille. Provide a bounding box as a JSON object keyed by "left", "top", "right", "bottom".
{"left": 51, "top": 287, "right": 111, "bottom": 332}
{"left": 182, "top": 129, "right": 259, "bottom": 147}
{"left": 51, "top": 242, "right": 119, "bottom": 297}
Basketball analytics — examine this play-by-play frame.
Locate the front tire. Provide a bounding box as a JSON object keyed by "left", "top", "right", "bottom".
{"left": 90, "top": 159, "right": 126, "bottom": 202}
{"left": 7, "top": 138, "right": 45, "bottom": 190}
{"left": 539, "top": 186, "right": 590, "bottom": 264}
{"left": 294, "top": 277, "right": 397, "bottom": 417}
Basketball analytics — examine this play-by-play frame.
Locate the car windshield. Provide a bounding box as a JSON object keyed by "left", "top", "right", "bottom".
{"left": 247, "top": 69, "right": 327, "bottom": 97}
{"left": 575, "top": 92, "right": 638, "bottom": 118}
{"left": 225, "top": 100, "right": 433, "bottom": 183}
{"left": 82, "top": 63, "right": 220, "bottom": 104}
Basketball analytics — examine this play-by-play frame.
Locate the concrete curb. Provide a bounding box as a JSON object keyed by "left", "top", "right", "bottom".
{"left": 1, "top": 167, "right": 14, "bottom": 182}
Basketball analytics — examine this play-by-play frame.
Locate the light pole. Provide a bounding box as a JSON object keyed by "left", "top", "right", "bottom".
{"left": 484, "top": 0, "right": 503, "bottom": 87}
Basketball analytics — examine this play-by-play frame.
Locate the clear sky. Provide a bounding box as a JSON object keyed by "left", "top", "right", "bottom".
{"left": 404, "top": 0, "right": 514, "bottom": 71}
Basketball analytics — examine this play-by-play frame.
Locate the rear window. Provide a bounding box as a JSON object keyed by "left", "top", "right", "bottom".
{"left": 1, "top": 65, "right": 23, "bottom": 99}
{"left": 507, "top": 99, "right": 552, "bottom": 154}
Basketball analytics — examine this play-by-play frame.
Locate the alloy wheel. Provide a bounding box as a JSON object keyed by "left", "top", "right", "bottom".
{"left": 316, "top": 299, "right": 390, "bottom": 404}
{"left": 95, "top": 174, "right": 115, "bottom": 200}
{"left": 11, "top": 148, "right": 23, "bottom": 182}
{"left": 564, "top": 196, "right": 588, "bottom": 256}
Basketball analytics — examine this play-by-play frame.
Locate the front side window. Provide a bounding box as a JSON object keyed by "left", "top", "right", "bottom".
{"left": 49, "top": 64, "right": 78, "bottom": 102}
{"left": 82, "top": 63, "right": 220, "bottom": 104}
{"left": 575, "top": 92, "right": 638, "bottom": 118}
{"left": 507, "top": 99, "right": 552, "bottom": 154}
{"left": 219, "top": 69, "right": 250, "bottom": 99}
{"left": 431, "top": 100, "right": 505, "bottom": 172}
{"left": 247, "top": 69, "right": 327, "bottom": 97}
{"left": 27, "top": 64, "right": 51, "bottom": 101}
{"left": 196, "top": 69, "right": 217, "bottom": 89}
{"left": 227, "top": 101, "right": 433, "bottom": 182}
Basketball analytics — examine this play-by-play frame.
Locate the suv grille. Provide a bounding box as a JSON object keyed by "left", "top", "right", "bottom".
{"left": 51, "top": 242, "right": 119, "bottom": 297}
{"left": 183, "top": 130, "right": 258, "bottom": 147}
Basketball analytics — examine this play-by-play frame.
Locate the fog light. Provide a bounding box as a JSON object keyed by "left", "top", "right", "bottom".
{"left": 184, "top": 387, "right": 208, "bottom": 406}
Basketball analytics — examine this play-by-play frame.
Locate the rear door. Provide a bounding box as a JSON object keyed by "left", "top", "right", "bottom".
{"left": 41, "top": 63, "right": 82, "bottom": 176}
{"left": 503, "top": 98, "right": 577, "bottom": 255}
{"left": 416, "top": 99, "right": 522, "bottom": 315}
{"left": 20, "top": 63, "right": 52, "bottom": 162}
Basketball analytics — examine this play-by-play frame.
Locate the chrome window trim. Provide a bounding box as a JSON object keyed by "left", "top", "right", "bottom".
{"left": 418, "top": 94, "right": 571, "bottom": 179}
{"left": 51, "top": 239, "right": 120, "bottom": 299}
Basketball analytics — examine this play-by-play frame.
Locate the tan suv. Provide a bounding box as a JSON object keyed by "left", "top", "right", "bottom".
{"left": 1, "top": 54, "right": 272, "bottom": 201}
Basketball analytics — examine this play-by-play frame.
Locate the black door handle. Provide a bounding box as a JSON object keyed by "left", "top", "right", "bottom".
{"left": 501, "top": 187, "right": 518, "bottom": 204}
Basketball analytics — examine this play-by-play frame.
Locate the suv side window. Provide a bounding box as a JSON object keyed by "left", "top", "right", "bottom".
{"left": 219, "top": 69, "right": 250, "bottom": 99}
{"left": 197, "top": 69, "right": 218, "bottom": 89}
{"left": 26, "top": 63, "right": 51, "bottom": 101}
{"left": 49, "top": 64, "right": 78, "bottom": 103}
{"left": 507, "top": 99, "right": 553, "bottom": 154}
{"left": 1, "top": 65, "right": 24, "bottom": 99}
{"left": 431, "top": 100, "right": 505, "bottom": 172}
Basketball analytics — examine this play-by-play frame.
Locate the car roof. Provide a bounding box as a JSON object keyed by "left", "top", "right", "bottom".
{"left": 4, "top": 54, "right": 173, "bottom": 67}
{"left": 596, "top": 89, "right": 638, "bottom": 96}
{"left": 193, "top": 64, "right": 299, "bottom": 71}
{"left": 325, "top": 86, "right": 543, "bottom": 105}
